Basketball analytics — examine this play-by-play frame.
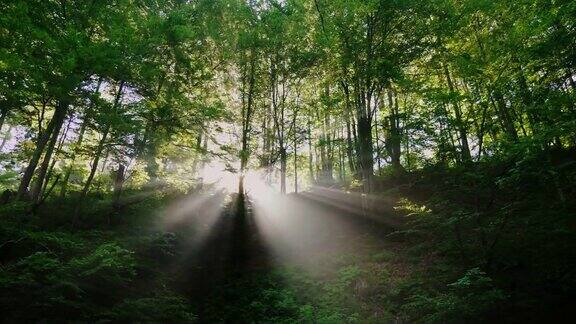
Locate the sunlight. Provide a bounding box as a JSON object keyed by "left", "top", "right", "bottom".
{"left": 249, "top": 191, "right": 388, "bottom": 276}
{"left": 197, "top": 162, "right": 239, "bottom": 193}
{"left": 196, "top": 161, "right": 281, "bottom": 203}
{"left": 243, "top": 169, "right": 279, "bottom": 201}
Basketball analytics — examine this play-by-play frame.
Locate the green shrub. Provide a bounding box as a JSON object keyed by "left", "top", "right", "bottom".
{"left": 403, "top": 268, "right": 507, "bottom": 322}
{"left": 104, "top": 295, "right": 196, "bottom": 323}
{"left": 0, "top": 242, "right": 139, "bottom": 321}
{"left": 70, "top": 243, "right": 136, "bottom": 290}
{"left": 0, "top": 252, "right": 84, "bottom": 321}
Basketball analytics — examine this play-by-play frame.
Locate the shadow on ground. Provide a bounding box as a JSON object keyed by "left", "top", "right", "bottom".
{"left": 172, "top": 193, "right": 282, "bottom": 322}
{"left": 160, "top": 189, "right": 403, "bottom": 322}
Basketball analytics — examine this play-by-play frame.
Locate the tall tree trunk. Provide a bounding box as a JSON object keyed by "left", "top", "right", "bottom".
{"left": 75, "top": 80, "right": 124, "bottom": 220}
{"left": 321, "top": 103, "right": 334, "bottom": 183}
{"left": 0, "top": 106, "right": 8, "bottom": 134}
{"left": 351, "top": 114, "right": 360, "bottom": 173}
{"left": 357, "top": 114, "right": 373, "bottom": 190}
{"left": 60, "top": 79, "right": 103, "bottom": 197}
{"left": 112, "top": 164, "right": 125, "bottom": 212}
{"left": 80, "top": 126, "right": 109, "bottom": 199}
{"left": 239, "top": 51, "right": 256, "bottom": 195}
{"left": 294, "top": 140, "right": 298, "bottom": 194}
{"left": 99, "top": 148, "right": 110, "bottom": 173}
{"left": 0, "top": 125, "right": 12, "bottom": 152}
{"left": 323, "top": 85, "right": 334, "bottom": 183}
{"left": 567, "top": 68, "right": 576, "bottom": 91}
{"left": 318, "top": 110, "right": 329, "bottom": 184}
{"left": 270, "top": 56, "right": 289, "bottom": 194}
{"left": 475, "top": 101, "right": 489, "bottom": 161}
{"left": 280, "top": 147, "right": 287, "bottom": 194}
{"left": 307, "top": 115, "right": 314, "bottom": 183}
{"left": 493, "top": 92, "right": 519, "bottom": 142}
{"left": 277, "top": 95, "right": 286, "bottom": 194}
{"left": 41, "top": 116, "right": 73, "bottom": 199}
{"left": 374, "top": 107, "right": 382, "bottom": 172}
{"left": 319, "top": 128, "right": 327, "bottom": 182}
{"left": 345, "top": 110, "right": 355, "bottom": 176}
{"left": 30, "top": 102, "right": 68, "bottom": 202}
{"left": 353, "top": 79, "right": 375, "bottom": 191}
{"left": 443, "top": 63, "right": 472, "bottom": 162}
{"left": 341, "top": 80, "right": 356, "bottom": 176}
{"left": 338, "top": 128, "right": 345, "bottom": 181}
{"left": 387, "top": 88, "right": 402, "bottom": 170}
{"left": 144, "top": 122, "right": 160, "bottom": 181}
{"left": 293, "top": 106, "right": 298, "bottom": 193}
{"left": 314, "top": 137, "right": 320, "bottom": 180}
{"left": 18, "top": 101, "right": 68, "bottom": 200}
{"left": 516, "top": 65, "right": 540, "bottom": 134}
{"left": 261, "top": 105, "right": 269, "bottom": 168}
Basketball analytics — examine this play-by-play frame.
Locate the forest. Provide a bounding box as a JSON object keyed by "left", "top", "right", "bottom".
{"left": 0, "top": 0, "right": 575, "bottom": 322}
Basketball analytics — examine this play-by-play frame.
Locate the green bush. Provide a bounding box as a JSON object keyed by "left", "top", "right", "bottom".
{"left": 394, "top": 148, "right": 576, "bottom": 320}
{"left": 70, "top": 242, "right": 136, "bottom": 286}
{"left": 0, "top": 252, "right": 85, "bottom": 321}
{"left": 0, "top": 242, "right": 140, "bottom": 321}
{"left": 104, "top": 295, "right": 196, "bottom": 323}
{"left": 404, "top": 268, "right": 506, "bottom": 323}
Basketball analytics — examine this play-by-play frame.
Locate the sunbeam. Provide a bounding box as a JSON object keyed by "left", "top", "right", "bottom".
{"left": 159, "top": 189, "right": 229, "bottom": 248}
{"left": 249, "top": 190, "right": 395, "bottom": 275}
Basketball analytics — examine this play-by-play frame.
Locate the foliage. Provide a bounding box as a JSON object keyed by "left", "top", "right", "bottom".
{"left": 104, "top": 295, "right": 196, "bottom": 323}
{"left": 0, "top": 195, "right": 194, "bottom": 322}
{"left": 391, "top": 146, "right": 576, "bottom": 321}
{"left": 404, "top": 268, "right": 507, "bottom": 323}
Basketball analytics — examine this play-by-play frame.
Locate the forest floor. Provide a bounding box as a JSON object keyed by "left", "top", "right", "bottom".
{"left": 160, "top": 189, "right": 412, "bottom": 322}
{"left": 1, "top": 186, "right": 422, "bottom": 323}
{"left": 4, "top": 176, "right": 572, "bottom": 322}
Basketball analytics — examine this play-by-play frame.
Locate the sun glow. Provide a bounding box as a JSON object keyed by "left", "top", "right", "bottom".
{"left": 196, "top": 161, "right": 280, "bottom": 201}
{"left": 196, "top": 162, "right": 239, "bottom": 193}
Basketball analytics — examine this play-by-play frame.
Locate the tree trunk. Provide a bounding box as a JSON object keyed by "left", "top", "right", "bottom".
{"left": 80, "top": 126, "right": 109, "bottom": 199}
{"left": 239, "top": 51, "right": 256, "bottom": 195}
{"left": 30, "top": 102, "right": 68, "bottom": 202}
{"left": 293, "top": 106, "right": 299, "bottom": 193}
{"left": 280, "top": 147, "right": 287, "bottom": 194}
{"left": 307, "top": 115, "right": 315, "bottom": 183}
{"left": 322, "top": 106, "right": 333, "bottom": 183}
{"left": 0, "top": 106, "right": 7, "bottom": 134}
{"left": 294, "top": 139, "right": 298, "bottom": 194}
{"left": 443, "top": 63, "right": 471, "bottom": 162}
{"left": 60, "top": 79, "right": 103, "bottom": 198}
{"left": 0, "top": 125, "right": 12, "bottom": 152}
{"left": 374, "top": 107, "right": 382, "bottom": 172}
{"left": 567, "top": 68, "right": 576, "bottom": 91}
{"left": 345, "top": 110, "right": 355, "bottom": 175}
{"left": 318, "top": 114, "right": 328, "bottom": 184}
{"left": 356, "top": 114, "right": 373, "bottom": 191}
{"left": 493, "top": 92, "right": 518, "bottom": 142}
{"left": 112, "top": 164, "right": 125, "bottom": 212}
{"left": 318, "top": 87, "right": 334, "bottom": 184}
{"left": 18, "top": 101, "right": 68, "bottom": 200}
{"left": 387, "top": 89, "right": 402, "bottom": 170}
{"left": 40, "top": 116, "right": 73, "bottom": 200}
{"left": 144, "top": 123, "right": 160, "bottom": 181}
{"left": 338, "top": 128, "right": 345, "bottom": 181}
{"left": 75, "top": 80, "right": 124, "bottom": 220}
{"left": 341, "top": 80, "right": 356, "bottom": 176}
{"left": 351, "top": 114, "right": 360, "bottom": 173}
